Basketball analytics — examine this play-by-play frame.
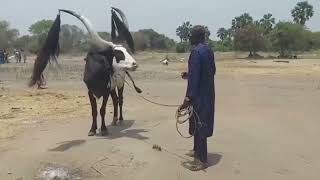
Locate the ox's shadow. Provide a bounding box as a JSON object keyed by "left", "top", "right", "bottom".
{"left": 97, "top": 120, "right": 149, "bottom": 140}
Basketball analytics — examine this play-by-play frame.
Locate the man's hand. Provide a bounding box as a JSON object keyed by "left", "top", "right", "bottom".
{"left": 178, "top": 97, "right": 191, "bottom": 112}
{"left": 181, "top": 72, "right": 188, "bottom": 80}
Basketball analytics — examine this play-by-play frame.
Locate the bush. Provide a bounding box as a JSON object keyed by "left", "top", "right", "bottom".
{"left": 176, "top": 42, "right": 189, "bottom": 53}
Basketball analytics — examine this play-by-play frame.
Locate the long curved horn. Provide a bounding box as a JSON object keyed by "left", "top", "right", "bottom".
{"left": 111, "top": 7, "right": 129, "bottom": 29}
{"left": 59, "top": 9, "right": 114, "bottom": 50}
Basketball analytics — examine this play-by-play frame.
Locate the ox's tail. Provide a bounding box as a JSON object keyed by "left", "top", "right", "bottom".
{"left": 29, "top": 14, "right": 61, "bottom": 87}
{"left": 125, "top": 71, "right": 142, "bottom": 94}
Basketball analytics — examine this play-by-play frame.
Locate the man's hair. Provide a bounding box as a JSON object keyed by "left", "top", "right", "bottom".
{"left": 190, "top": 25, "right": 206, "bottom": 44}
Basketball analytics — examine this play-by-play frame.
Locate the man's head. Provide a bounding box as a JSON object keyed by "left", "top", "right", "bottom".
{"left": 189, "top": 25, "right": 206, "bottom": 46}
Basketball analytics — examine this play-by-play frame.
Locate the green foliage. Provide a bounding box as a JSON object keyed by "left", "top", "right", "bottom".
{"left": 29, "top": 19, "right": 54, "bottom": 36}
{"left": 204, "top": 26, "right": 211, "bottom": 41}
{"left": 59, "top": 24, "right": 87, "bottom": 53}
{"left": 216, "top": 28, "right": 233, "bottom": 51}
{"left": 27, "top": 19, "right": 54, "bottom": 51}
{"left": 135, "top": 29, "right": 176, "bottom": 51}
{"left": 14, "top": 35, "right": 31, "bottom": 49}
{"left": 176, "top": 42, "right": 189, "bottom": 53}
{"left": 176, "top": 21, "right": 192, "bottom": 42}
{"left": 210, "top": 40, "right": 233, "bottom": 52}
{"left": 231, "top": 13, "right": 253, "bottom": 31}
{"left": 270, "top": 21, "right": 311, "bottom": 57}
{"left": 259, "top": 13, "right": 276, "bottom": 35}
{"left": 217, "top": 28, "right": 230, "bottom": 41}
{"left": 310, "top": 32, "right": 320, "bottom": 50}
{"left": 0, "top": 20, "right": 19, "bottom": 48}
{"left": 291, "top": 1, "right": 314, "bottom": 25}
{"left": 233, "top": 23, "right": 266, "bottom": 55}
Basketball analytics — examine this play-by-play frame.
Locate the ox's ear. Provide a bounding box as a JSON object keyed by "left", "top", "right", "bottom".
{"left": 111, "top": 8, "right": 135, "bottom": 54}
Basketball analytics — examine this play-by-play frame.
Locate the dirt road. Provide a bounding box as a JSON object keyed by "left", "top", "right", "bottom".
{"left": 0, "top": 53, "right": 320, "bottom": 179}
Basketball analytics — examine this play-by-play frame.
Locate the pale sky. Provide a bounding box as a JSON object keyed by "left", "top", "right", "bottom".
{"left": 0, "top": 0, "right": 319, "bottom": 40}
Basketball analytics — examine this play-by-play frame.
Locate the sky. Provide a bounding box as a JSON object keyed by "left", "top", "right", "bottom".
{"left": 0, "top": 0, "right": 319, "bottom": 40}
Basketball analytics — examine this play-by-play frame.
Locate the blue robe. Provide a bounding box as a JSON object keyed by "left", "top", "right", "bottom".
{"left": 186, "top": 43, "right": 215, "bottom": 138}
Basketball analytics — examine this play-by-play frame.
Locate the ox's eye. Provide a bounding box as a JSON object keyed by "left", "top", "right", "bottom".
{"left": 114, "top": 50, "right": 125, "bottom": 63}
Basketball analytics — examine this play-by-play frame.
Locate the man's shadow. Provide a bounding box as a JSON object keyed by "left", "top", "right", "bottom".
{"left": 207, "top": 153, "right": 223, "bottom": 167}
{"left": 97, "top": 120, "right": 149, "bottom": 140}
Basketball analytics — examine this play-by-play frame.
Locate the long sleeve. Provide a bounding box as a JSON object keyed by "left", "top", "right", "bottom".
{"left": 186, "top": 50, "right": 201, "bottom": 100}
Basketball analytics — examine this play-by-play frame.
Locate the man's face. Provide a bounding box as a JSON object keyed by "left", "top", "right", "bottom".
{"left": 189, "top": 35, "right": 197, "bottom": 46}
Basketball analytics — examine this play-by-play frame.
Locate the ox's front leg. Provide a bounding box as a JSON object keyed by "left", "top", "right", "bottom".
{"left": 100, "top": 93, "right": 110, "bottom": 136}
{"left": 118, "top": 86, "right": 124, "bottom": 123}
{"left": 88, "top": 91, "right": 97, "bottom": 136}
{"left": 110, "top": 89, "right": 119, "bottom": 126}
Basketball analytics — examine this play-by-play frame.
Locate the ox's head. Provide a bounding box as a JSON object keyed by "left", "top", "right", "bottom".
{"left": 112, "top": 45, "right": 138, "bottom": 72}
{"left": 58, "top": 9, "right": 138, "bottom": 72}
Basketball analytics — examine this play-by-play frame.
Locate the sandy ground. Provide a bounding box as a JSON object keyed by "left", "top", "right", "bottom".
{"left": 0, "top": 52, "right": 320, "bottom": 180}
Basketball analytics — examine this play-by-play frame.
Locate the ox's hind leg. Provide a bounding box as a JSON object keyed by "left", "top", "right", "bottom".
{"left": 110, "top": 89, "right": 119, "bottom": 126}
{"left": 88, "top": 91, "right": 98, "bottom": 136}
{"left": 118, "top": 86, "right": 125, "bottom": 123}
{"left": 100, "top": 93, "right": 109, "bottom": 136}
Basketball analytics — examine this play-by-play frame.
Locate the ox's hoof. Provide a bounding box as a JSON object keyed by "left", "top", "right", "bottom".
{"left": 111, "top": 117, "right": 118, "bottom": 126}
{"left": 88, "top": 130, "right": 96, "bottom": 136}
{"left": 101, "top": 129, "right": 109, "bottom": 136}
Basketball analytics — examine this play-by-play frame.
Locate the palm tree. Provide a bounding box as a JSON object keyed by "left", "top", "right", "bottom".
{"left": 291, "top": 1, "right": 314, "bottom": 25}
{"left": 176, "top": 21, "right": 192, "bottom": 42}
{"left": 259, "top": 13, "right": 276, "bottom": 35}
{"left": 217, "top": 28, "right": 228, "bottom": 41}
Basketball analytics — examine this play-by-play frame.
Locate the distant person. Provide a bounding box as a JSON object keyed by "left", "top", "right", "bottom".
{"left": 0, "top": 49, "right": 4, "bottom": 64}
{"left": 22, "top": 49, "right": 27, "bottom": 63}
{"left": 15, "top": 50, "right": 22, "bottom": 63}
{"left": 179, "top": 25, "right": 216, "bottom": 171}
{"left": 3, "top": 49, "right": 8, "bottom": 63}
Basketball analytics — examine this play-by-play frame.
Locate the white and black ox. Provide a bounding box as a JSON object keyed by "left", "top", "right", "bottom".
{"left": 29, "top": 8, "right": 141, "bottom": 136}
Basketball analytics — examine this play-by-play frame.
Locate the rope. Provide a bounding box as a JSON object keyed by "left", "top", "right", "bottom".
{"left": 118, "top": 73, "right": 201, "bottom": 138}
{"left": 175, "top": 105, "right": 201, "bottom": 138}
{"left": 122, "top": 75, "right": 180, "bottom": 107}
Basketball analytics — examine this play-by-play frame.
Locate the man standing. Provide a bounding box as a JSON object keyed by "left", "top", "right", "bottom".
{"left": 180, "top": 25, "right": 216, "bottom": 171}
{"left": 0, "top": 49, "right": 4, "bottom": 64}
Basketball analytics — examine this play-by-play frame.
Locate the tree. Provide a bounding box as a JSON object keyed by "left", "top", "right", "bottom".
{"left": 133, "top": 32, "right": 149, "bottom": 51}
{"left": 216, "top": 28, "right": 233, "bottom": 51}
{"left": 176, "top": 21, "right": 192, "bottom": 42}
{"left": 271, "top": 21, "right": 311, "bottom": 57}
{"left": 59, "top": 24, "right": 86, "bottom": 53}
{"left": 29, "top": 19, "right": 54, "bottom": 49}
{"left": 14, "top": 35, "right": 31, "bottom": 49}
{"left": 204, "top": 26, "right": 211, "bottom": 41}
{"left": 259, "top": 13, "right": 276, "bottom": 35}
{"left": 231, "top": 13, "right": 253, "bottom": 31}
{"left": 291, "top": 1, "right": 314, "bottom": 25}
{"left": 29, "top": 19, "right": 54, "bottom": 36}
{"left": 217, "top": 28, "right": 229, "bottom": 41}
{"left": 233, "top": 24, "right": 266, "bottom": 57}
{"left": 0, "top": 20, "right": 19, "bottom": 48}
{"left": 138, "top": 29, "right": 175, "bottom": 50}
{"left": 310, "top": 32, "right": 320, "bottom": 49}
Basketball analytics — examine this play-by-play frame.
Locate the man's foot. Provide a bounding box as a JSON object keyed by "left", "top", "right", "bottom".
{"left": 185, "top": 150, "right": 195, "bottom": 158}
{"left": 181, "top": 159, "right": 207, "bottom": 171}
{"left": 37, "top": 86, "right": 48, "bottom": 89}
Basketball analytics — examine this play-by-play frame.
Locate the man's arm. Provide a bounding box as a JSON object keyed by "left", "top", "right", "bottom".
{"left": 186, "top": 50, "right": 201, "bottom": 101}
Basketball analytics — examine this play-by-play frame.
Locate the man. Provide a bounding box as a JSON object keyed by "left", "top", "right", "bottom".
{"left": 0, "top": 49, "right": 4, "bottom": 64}
{"left": 179, "top": 25, "right": 216, "bottom": 171}
{"left": 22, "top": 49, "right": 27, "bottom": 63}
